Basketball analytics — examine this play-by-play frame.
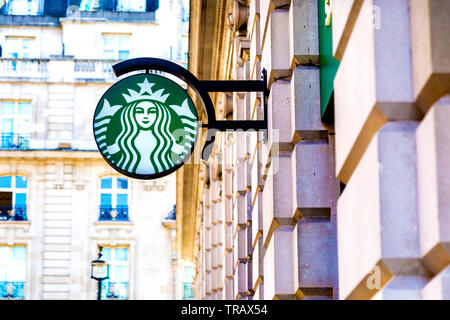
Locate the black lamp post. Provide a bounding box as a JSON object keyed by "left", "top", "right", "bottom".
{"left": 90, "top": 247, "right": 110, "bottom": 300}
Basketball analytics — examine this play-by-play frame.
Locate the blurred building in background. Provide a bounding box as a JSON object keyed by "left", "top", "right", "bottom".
{"left": 179, "top": 0, "right": 450, "bottom": 300}
{"left": 0, "top": 0, "right": 193, "bottom": 299}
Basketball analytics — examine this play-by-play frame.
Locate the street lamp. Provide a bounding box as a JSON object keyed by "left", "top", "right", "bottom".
{"left": 91, "top": 247, "right": 110, "bottom": 300}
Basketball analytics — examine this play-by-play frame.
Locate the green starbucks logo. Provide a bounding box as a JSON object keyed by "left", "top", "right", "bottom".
{"left": 93, "top": 73, "right": 198, "bottom": 179}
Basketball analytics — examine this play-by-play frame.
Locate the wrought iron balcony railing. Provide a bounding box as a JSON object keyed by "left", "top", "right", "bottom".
{"left": 101, "top": 281, "right": 128, "bottom": 300}
{"left": 164, "top": 204, "right": 176, "bottom": 220}
{"left": 0, "top": 58, "right": 49, "bottom": 78}
{"left": 0, "top": 205, "right": 27, "bottom": 221}
{"left": 74, "top": 59, "right": 118, "bottom": 80}
{"left": 0, "top": 133, "right": 30, "bottom": 150}
{"left": 0, "top": 58, "right": 185, "bottom": 82}
{"left": 0, "top": 58, "right": 117, "bottom": 81}
{"left": 0, "top": 281, "right": 25, "bottom": 299}
{"left": 183, "top": 282, "right": 194, "bottom": 300}
{"left": 99, "top": 206, "right": 129, "bottom": 221}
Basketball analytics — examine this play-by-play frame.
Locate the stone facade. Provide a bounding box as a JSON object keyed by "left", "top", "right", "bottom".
{"left": 179, "top": 0, "right": 450, "bottom": 300}
{"left": 0, "top": 0, "right": 190, "bottom": 300}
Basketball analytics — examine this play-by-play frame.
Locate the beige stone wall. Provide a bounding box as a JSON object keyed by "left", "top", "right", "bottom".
{"left": 333, "top": 0, "right": 450, "bottom": 299}
{"left": 0, "top": 151, "right": 179, "bottom": 299}
{"left": 191, "top": 0, "right": 339, "bottom": 300}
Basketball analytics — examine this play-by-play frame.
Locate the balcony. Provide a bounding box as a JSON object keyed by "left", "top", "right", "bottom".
{"left": 74, "top": 59, "right": 116, "bottom": 80}
{"left": 0, "top": 57, "right": 187, "bottom": 83}
{"left": 0, "top": 281, "right": 25, "bottom": 299}
{"left": 0, "top": 205, "right": 27, "bottom": 221}
{"left": 0, "top": 3, "right": 157, "bottom": 26}
{"left": 0, "top": 58, "right": 49, "bottom": 79}
{"left": 101, "top": 281, "right": 128, "bottom": 300}
{"left": 183, "top": 282, "right": 194, "bottom": 300}
{"left": 99, "top": 206, "right": 129, "bottom": 222}
{"left": 0, "top": 133, "right": 30, "bottom": 150}
{"left": 0, "top": 57, "right": 117, "bottom": 83}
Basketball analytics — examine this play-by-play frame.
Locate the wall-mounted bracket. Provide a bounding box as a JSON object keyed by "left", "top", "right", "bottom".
{"left": 112, "top": 58, "right": 269, "bottom": 161}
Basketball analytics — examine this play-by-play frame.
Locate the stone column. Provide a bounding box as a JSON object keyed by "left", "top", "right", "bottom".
{"left": 222, "top": 136, "right": 234, "bottom": 300}
{"left": 416, "top": 97, "right": 450, "bottom": 299}
{"left": 338, "top": 122, "right": 429, "bottom": 299}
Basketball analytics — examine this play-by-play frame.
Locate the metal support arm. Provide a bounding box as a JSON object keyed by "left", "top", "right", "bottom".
{"left": 112, "top": 58, "right": 269, "bottom": 160}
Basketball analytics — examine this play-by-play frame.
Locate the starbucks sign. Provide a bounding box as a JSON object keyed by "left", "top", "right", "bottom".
{"left": 93, "top": 57, "right": 267, "bottom": 180}
{"left": 93, "top": 73, "right": 199, "bottom": 179}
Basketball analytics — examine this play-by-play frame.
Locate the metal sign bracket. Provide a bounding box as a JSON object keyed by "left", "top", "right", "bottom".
{"left": 112, "top": 58, "right": 269, "bottom": 161}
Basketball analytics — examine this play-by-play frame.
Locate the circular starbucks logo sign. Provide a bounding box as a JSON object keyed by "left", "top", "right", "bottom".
{"left": 93, "top": 73, "right": 199, "bottom": 179}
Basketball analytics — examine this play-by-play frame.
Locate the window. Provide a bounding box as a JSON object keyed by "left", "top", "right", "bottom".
{"left": 0, "top": 100, "right": 31, "bottom": 150}
{"left": 5, "top": 37, "right": 35, "bottom": 59}
{"left": 99, "top": 177, "right": 129, "bottom": 221}
{"left": 4, "top": 0, "right": 42, "bottom": 15}
{"left": 102, "top": 34, "right": 130, "bottom": 60}
{"left": 79, "top": 0, "right": 100, "bottom": 11}
{"left": 183, "top": 282, "right": 194, "bottom": 299}
{"left": 116, "top": 0, "right": 145, "bottom": 12}
{"left": 0, "top": 175, "right": 28, "bottom": 221}
{"left": 0, "top": 245, "right": 26, "bottom": 299}
{"left": 101, "top": 246, "right": 129, "bottom": 299}
{"left": 183, "top": 264, "right": 194, "bottom": 299}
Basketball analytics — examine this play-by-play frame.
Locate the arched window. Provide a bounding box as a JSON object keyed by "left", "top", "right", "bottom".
{"left": 99, "top": 177, "right": 129, "bottom": 221}
{"left": 0, "top": 175, "right": 28, "bottom": 221}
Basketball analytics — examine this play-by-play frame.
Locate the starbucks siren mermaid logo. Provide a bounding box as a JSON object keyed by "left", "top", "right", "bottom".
{"left": 93, "top": 74, "right": 198, "bottom": 177}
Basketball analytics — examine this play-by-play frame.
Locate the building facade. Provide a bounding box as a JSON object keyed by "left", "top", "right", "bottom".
{"left": 0, "top": 0, "right": 192, "bottom": 300}
{"left": 178, "top": 0, "right": 450, "bottom": 300}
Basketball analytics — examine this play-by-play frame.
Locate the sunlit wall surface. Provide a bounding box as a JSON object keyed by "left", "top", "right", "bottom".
{"left": 0, "top": 0, "right": 189, "bottom": 300}
{"left": 184, "top": 0, "right": 450, "bottom": 300}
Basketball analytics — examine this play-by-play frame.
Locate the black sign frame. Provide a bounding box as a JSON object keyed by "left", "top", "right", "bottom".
{"left": 112, "top": 57, "right": 268, "bottom": 161}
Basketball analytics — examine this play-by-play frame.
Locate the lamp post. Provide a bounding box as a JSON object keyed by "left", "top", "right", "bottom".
{"left": 90, "top": 247, "right": 110, "bottom": 300}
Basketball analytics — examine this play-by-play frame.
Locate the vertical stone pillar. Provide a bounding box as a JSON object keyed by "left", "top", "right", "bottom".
{"left": 259, "top": 1, "right": 300, "bottom": 300}
{"left": 333, "top": 0, "right": 418, "bottom": 185}
{"left": 247, "top": 0, "right": 266, "bottom": 301}
{"left": 289, "top": 0, "right": 319, "bottom": 67}
{"left": 338, "top": 122, "right": 429, "bottom": 299}
{"left": 260, "top": 5, "right": 291, "bottom": 85}
{"left": 203, "top": 186, "right": 212, "bottom": 299}
{"left": 290, "top": 61, "right": 339, "bottom": 298}
{"left": 42, "top": 161, "right": 72, "bottom": 299}
{"left": 261, "top": 78, "right": 299, "bottom": 300}
{"left": 410, "top": 0, "right": 450, "bottom": 113}
{"left": 210, "top": 173, "right": 218, "bottom": 299}
{"left": 294, "top": 137, "right": 339, "bottom": 299}
{"left": 199, "top": 206, "right": 205, "bottom": 300}
{"left": 416, "top": 97, "right": 450, "bottom": 299}
{"left": 222, "top": 136, "right": 234, "bottom": 300}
